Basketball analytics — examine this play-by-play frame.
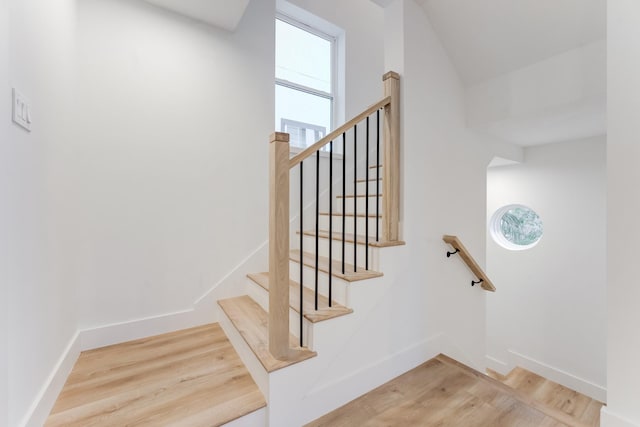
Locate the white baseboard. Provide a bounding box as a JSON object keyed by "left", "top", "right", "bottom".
{"left": 23, "top": 333, "right": 80, "bottom": 427}
{"left": 485, "top": 354, "right": 510, "bottom": 375}
{"left": 601, "top": 407, "right": 640, "bottom": 427}
{"left": 486, "top": 350, "right": 607, "bottom": 403}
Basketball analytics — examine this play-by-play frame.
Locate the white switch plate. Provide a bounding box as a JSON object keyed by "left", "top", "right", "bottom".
{"left": 12, "top": 88, "right": 32, "bottom": 132}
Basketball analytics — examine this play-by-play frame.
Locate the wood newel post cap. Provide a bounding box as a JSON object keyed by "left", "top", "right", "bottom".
{"left": 383, "top": 71, "right": 400, "bottom": 81}
{"left": 270, "top": 132, "right": 290, "bottom": 144}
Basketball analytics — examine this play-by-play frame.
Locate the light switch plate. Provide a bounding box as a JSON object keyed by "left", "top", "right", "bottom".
{"left": 12, "top": 88, "right": 32, "bottom": 132}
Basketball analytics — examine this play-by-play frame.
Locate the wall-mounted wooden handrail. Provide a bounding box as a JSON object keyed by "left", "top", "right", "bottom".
{"left": 288, "top": 96, "right": 391, "bottom": 169}
{"left": 443, "top": 235, "right": 496, "bottom": 292}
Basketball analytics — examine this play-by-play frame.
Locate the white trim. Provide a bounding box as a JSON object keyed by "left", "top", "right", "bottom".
{"left": 600, "top": 407, "right": 640, "bottom": 427}
{"left": 486, "top": 350, "right": 607, "bottom": 402}
{"left": 20, "top": 333, "right": 80, "bottom": 427}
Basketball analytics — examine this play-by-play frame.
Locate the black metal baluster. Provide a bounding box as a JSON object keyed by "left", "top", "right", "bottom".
{"left": 354, "top": 124, "right": 357, "bottom": 273}
{"left": 342, "top": 132, "right": 346, "bottom": 275}
{"left": 376, "top": 110, "right": 380, "bottom": 242}
{"left": 366, "top": 116, "right": 370, "bottom": 270}
{"left": 315, "top": 151, "right": 320, "bottom": 311}
{"left": 329, "top": 140, "right": 333, "bottom": 307}
{"left": 299, "top": 161, "right": 304, "bottom": 347}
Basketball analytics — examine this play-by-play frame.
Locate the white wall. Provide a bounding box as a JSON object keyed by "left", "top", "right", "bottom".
{"left": 5, "top": 0, "right": 276, "bottom": 424}
{"left": 5, "top": 0, "right": 79, "bottom": 425}
{"left": 73, "top": 0, "right": 275, "bottom": 329}
{"left": 486, "top": 136, "right": 606, "bottom": 401}
{"left": 0, "top": 0, "right": 9, "bottom": 423}
{"left": 384, "top": 0, "right": 492, "bottom": 369}
{"left": 605, "top": 1, "right": 640, "bottom": 425}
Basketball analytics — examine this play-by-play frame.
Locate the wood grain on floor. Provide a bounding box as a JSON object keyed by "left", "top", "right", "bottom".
{"left": 45, "top": 323, "right": 265, "bottom": 427}
{"left": 306, "top": 355, "right": 574, "bottom": 427}
{"left": 488, "top": 366, "right": 604, "bottom": 426}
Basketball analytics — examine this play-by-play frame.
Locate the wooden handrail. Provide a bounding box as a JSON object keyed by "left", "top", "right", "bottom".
{"left": 442, "top": 235, "right": 496, "bottom": 292}
{"left": 288, "top": 96, "right": 391, "bottom": 169}
{"left": 268, "top": 71, "right": 401, "bottom": 359}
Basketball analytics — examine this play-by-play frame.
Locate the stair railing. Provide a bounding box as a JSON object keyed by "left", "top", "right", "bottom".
{"left": 269, "top": 71, "right": 401, "bottom": 359}
{"left": 443, "top": 235, "right": 496, "bottom": 292}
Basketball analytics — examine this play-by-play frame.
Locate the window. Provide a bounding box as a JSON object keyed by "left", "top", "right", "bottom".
{"left": 490, "top": 204, "right": 543, "bottom": 250}
{"left": 275, "top": 16, "right": 335, "bottom": 150}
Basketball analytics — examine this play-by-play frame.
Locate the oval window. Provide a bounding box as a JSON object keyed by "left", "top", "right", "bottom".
{"left": 490, "top": 204, "right": 543, "bottom": 250}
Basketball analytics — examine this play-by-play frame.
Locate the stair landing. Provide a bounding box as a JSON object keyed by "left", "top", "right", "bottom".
{"left": 307, "top": 354, "right": 596, "bottom": 427}
{"left": 45, "top": 323, "right": 265, "bottom": 427}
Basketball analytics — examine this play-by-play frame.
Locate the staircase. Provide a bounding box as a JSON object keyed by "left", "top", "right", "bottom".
{"left": 213, "top": 72, "right": 407, "bottom": 425}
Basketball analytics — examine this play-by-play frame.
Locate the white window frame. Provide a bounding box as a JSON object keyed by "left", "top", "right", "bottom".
{"left": 275, "top": 13, "right": 339, "bottom": 153}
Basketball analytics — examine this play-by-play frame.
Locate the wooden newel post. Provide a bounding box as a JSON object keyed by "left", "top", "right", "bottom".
{"left": 269, "top": 132, "right": 291, "bottom": 359}
{"left": 382, "top": 71, "right": 400, "bottom": 242}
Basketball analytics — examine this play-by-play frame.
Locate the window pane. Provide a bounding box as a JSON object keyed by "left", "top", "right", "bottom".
{"left": 275, "top": 84, "right": 331, "bottom": 148}
{"left": 276, "top": 19, "right": 332, "bottom": 93}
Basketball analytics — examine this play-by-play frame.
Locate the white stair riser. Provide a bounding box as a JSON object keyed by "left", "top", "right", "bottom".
{"left": 356, "top": 180, "right": 382, "bottom": 194}
{"left": 288, "top": 261, "right": 350, "bottom": 306}
{"left": 336, "top": 197, "right": 382, "bottom": 214}
{"left": 318, "top": 215, "right": 380, "bottom": 237}
{"left": 245, "top": 279, "right": 315, "bottom": 349}
{"left": 299, "top": 234, "right": 377, "bottom": 268}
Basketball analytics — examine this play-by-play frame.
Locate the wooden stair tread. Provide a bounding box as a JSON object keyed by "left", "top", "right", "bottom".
{"left": 300, "top": 229, "right": 406, "bottom": 248}
{"left": 247, "top": 272, "right": 353, "bottom": 323}
{"left": 218, "top": 296, "right": 317, "bottom": 373}
{"left": 319, "top": 212, "right": 380, "bottom": 218}
{"left": 356, "top": 177, "right": 382, "bottom": 183}
{"left": 369, "top": 164, "right": 383, "bottom": 169}
{"left": 290, "top": 249, "right": 383, "bottom": 282}
{"left": 436, "top": 355, "right": 593, "bottom": 427}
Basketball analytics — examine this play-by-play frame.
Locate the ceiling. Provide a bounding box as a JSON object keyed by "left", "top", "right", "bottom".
{"left": 143, "top": 0, "right": 250, "bottom": 31}
{"left": 417, "top": 0, "right": 606, "bottom": 86}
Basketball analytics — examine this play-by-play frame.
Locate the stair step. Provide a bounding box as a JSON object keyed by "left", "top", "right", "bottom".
{"left": 369, "top": 164, "right": 383, "bottom": 169}
{"left": 300, "top": 229, "right": 405, "bottom": 248}
{"left": 290, "top": 249, "right": 383, "bottom": 282}
{"left": 247, "top": 272, "right": 353, "bottom": 323}
{"left": 217, "top": 296, "right": 316, "bottom": 373}
{"left": 356, "top": 177, "right": 382, "bottom": 183}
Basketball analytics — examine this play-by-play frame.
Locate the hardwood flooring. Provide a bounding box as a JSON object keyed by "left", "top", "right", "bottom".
{"left": 488, "top": 367, "right": 603, "bottom": 426}
{"left": 307, "top": 355, "right": 586, "bottom": 427}
{"left": 45, "top": 323, "right": 265, "bottom": 427}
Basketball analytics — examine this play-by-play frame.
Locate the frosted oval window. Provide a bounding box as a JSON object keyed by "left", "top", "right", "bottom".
{"left": 490, "top": 204, "right": 543, "bottom": 250}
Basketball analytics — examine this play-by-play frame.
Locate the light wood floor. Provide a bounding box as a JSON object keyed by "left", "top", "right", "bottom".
{"left": 307, "top": 355, "right": 582, "bottom": 427}
{"left": 488, "top": 367, "right": 603, "bottom": 426}
{"left": 45, "top": 323, "right": 265, "bottom": 427}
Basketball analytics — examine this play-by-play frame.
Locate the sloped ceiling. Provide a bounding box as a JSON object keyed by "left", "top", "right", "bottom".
{"left": 143, "top": 0, "right": 250, "bottom": 31}
{"left": 370, "top": 0, "right": 606, "bottom": 146}
{"left": 417, "top": 0, "right": 605, "bottom": 86}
